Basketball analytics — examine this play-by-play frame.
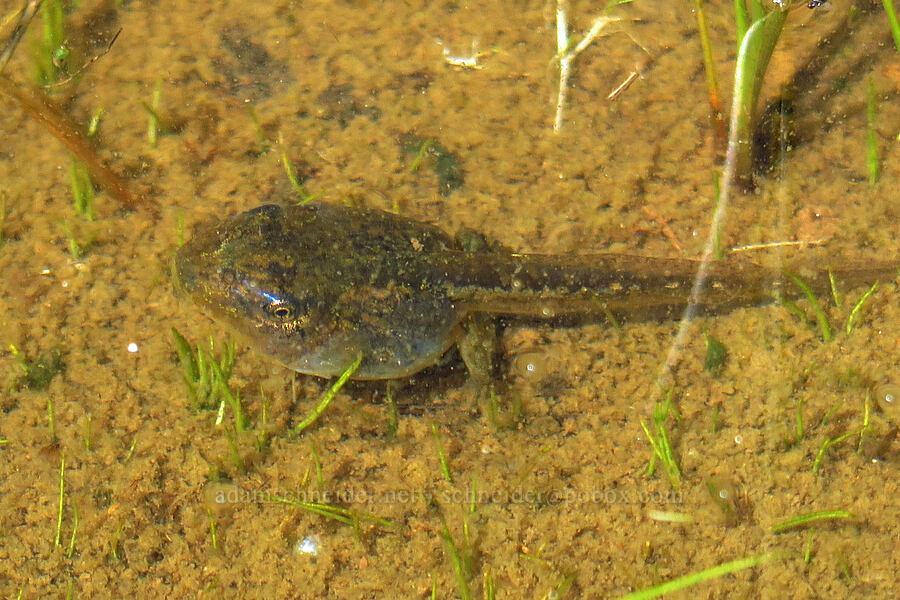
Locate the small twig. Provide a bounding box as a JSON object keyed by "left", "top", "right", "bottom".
{"left": 607, "top": 53, "right": 652, "bottom": 101}
{"left": 641, "top": 205, "right": 683, "bottom": 252}
{"left": 0, "top": 74, "right": 155, "bottom": 213}
{"left": 607, "top": 70, "right": 639, "bottom": 101}
{"left": 437, "top": 37, "right": 486, "bottom": 70}
{"left": 553, "top": 0, "right": 571, "bottom": 133}
{"left": 0, "top": 5, "right": 152, "bottom": 214}
{"left": 0, "top": 0, "right": 43, "bottom": 75}
{"left": 553, "top": 1, "right": 620, "bottom": 133}
{"left": 42, "top": 28, "right": 122, "bottom": 89}
{"left": 728, "top": 239, "right": 826, "bottom": 253}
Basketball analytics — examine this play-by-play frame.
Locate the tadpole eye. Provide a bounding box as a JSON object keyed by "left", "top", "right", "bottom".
{"left": 267, "top": 301, "right": 294, "bottom": 320}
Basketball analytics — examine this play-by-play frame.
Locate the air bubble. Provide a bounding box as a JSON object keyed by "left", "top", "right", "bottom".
{"left": 873, "top": 383, "right": 899, "bottom": 421}
{"left": 296, "top": 534, "right": 321, "bottom": 556}
{"left": 512, "top": 350, "right": 548, "bottom": 381}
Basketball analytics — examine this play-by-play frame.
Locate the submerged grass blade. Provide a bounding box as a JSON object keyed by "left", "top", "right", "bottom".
{"left": 206, "top": 507, "right": 219, "bottom": 551}
{"left": 280, "top": 145, "right": 318, "bottom": 204}
{"left": 616, "top": 552, "right": 779, "bottom": 600}
{"left": 437, "top": 513, "right": 472, "bottom": 600}
{"left": 482, "top": 568, "right": 495, "bottom": 600}
{"left": 827, "top": 269, "right": 841, "bottom": 309}
{"left": 66, "top": 500, "right": 79, "bottom": 558}
{"left": 246, "top": 105, "right": 272, "bottom": 154}
{"left": 171, "top": 327, "right": 199, "bottom": 382}
{"left": 293, "top": 354, "right": 362, "bottom": 434}
{"left": 883, "top": 0, "right": 900, "bottom": 56}
{"left": 431, "top": 423, "right": 453, "bottom": 483}
{"left": 58, "top": 220, "right": 82, "bottom": 259}
{"left": 269, "top": 495, "right": 353, "bottom": 525}
{"left": 640, "top": 389, "right": 681, "bottom": 486}
{"left": 54, "top": 455, "right": 65, "bottom": 547}
{"left": 771, "top": 510, "right": 853, "bottom": 533}
{"left": 69, "top": 156, "right": 96, "bottom": 220}
{"left": 268, "top": 494, "right": 392, "bottom": 528}
{"left": 786, "top": 274, "right": 832, "bottom": 342}
{"left": 711, "top": 170, "right": 723, "bottom": 259}
{"left": 795, "top": 397, "right": 805, "bottom": 443}
{"left": 647, "top": 510, "right": 695, "bottom": 524}
{"left": 171, "top": 328, "right": 236, "bottom": 412}
{"left": 812, "top": 426, "right": 865, "bottom": 474}
{"left": 209, "top": 359, "right": 245, "bottom": 431}
{"left": 0, "top": 0, "right": 42, "bottom": 75}
{"left": 845, "top": 282, "right": 879, "bottom": 335}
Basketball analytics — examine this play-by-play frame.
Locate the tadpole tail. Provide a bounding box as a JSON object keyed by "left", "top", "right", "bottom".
{"left": 450, "top": 252, "right": 898, "bottom": 323}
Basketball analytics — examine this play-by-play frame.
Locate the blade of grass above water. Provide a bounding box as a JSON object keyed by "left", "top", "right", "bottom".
{"left": 728, "top": 8, "right": 787, "bottom": 187}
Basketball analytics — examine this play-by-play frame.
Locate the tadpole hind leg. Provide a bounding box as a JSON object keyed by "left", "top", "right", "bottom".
{"left": 459, "top": 314, "right": 519, "bottom": 428}
{"left": 459, "top": 313, "right": 497, "bottom": 388}
{"left": 455, "top": 226, "right": 520, "bottom": 426}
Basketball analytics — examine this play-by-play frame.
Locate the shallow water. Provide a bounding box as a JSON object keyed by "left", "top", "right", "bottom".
{"left": 0, "top": 0, "right": 897, "bottom": 598}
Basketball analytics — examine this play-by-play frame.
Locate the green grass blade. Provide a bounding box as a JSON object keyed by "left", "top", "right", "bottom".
{"left": 845, "top": 282, "right": 879, "bottom": 335}
{"left": 293, "top": 354, "right": 362, "bottom": 434}
{"left": 786, "top": 274, "right": 832, "bottom": 342}
{"left": 431, "top": 423, "right": 453, "bottom": 483}
{"left": 66, "top": 501, "right": 79, "bottom": 558}
{"left": 734, "top": 0, "right": 750, "bottom": 49}
{"left": 616, "top": 553, "right": 779, "bottom": 600}
{"left": 749, "top": 0, "right": 767, "bottom": 21}
{"left": 268, "top": 494, "right": 392, "bottom": 528}
{"left": 438, "top": 515, "right": 472, "bottom": 600}
{"left": 640, "top": 391, "right": 681, "bottom": 486}
{"left": 54, "top": 455, "right": 65, "bottom": 547}
{"left": 812, "top": 426, "right": 864, "bottom": 474}
{"left": 210, "top": 359, "right": 245, "bottom": 431}
{"left": 883, "top": 0, "right": 900, "bottom": 56}
{"left": 728, "top": 9, "right": 788, "bottom": 186}
{"left": 171, "top": 327, "right": 199, "bottom": 381}
{"left": 771, "top": 510, "right": 853, "bottom": 533}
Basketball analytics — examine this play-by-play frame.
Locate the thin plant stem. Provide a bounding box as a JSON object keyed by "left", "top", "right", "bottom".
{"left": 883, "top": 0, "right": 900, "bottom": 56}
{"left": 293, "top": 354, "right": 362, "bottom": 434}
{"left": 0, "top": 75, "right": 154, "bottom": 213}
{"left": 695, "top": 0, "right": 726, "bottom": 151}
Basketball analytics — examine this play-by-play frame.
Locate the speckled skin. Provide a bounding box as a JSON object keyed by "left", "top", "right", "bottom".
{"left": 173, "top": 202, "right": 897, "bottom": 380}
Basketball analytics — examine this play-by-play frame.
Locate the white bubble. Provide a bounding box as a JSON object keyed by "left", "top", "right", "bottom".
{"left": 512, "top": 351, "right": 548, "bottom": 380}
{"left": 874, "top": 384, "right": 899, "bottom": 421}
{"left": 296, "top": 535, "right": 320, "bottom": 556}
